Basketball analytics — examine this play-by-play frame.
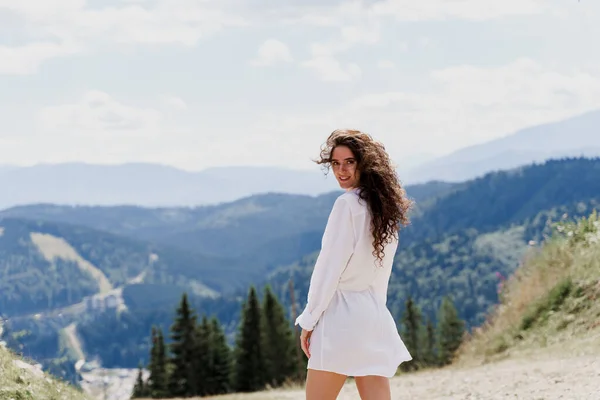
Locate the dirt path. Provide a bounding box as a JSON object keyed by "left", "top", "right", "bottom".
{"left": 63, "top": 323, "right": 85, "bottom": 362}
{"left": 193, "top": 348, "right": 600, "bottom": 400}
{"left": 382, "top": 352, "right": 599, "bottom": 400}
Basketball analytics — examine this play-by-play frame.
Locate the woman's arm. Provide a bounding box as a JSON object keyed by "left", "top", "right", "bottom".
{"left": 295, "top": 195, "right": 355, "bottom": 331}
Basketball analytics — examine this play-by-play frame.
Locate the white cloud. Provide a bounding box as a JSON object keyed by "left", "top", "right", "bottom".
{"left": 38, "top": 90, "right": 163, "bottom": 138}
{"left": 250, "top": 39, "right": 293, "bottom": 66}
{"left": 261, "top": 58, "right": 600, "bottom": 158}
{"left": 0, "top": 0, "right": 81, "bottom": 20}
{"left": 0, "top": 41, "right": 79, "bottom": 75}
{"left": 5, "top": 59, "right": 600, "bottom": 172}
{"left": 429, "top": 58, "right": 600, "bottom": 112}
{"left": 273, "top": 0, "right": 549, "bottom": 28}
{"left": 0, "top": 0, "right": 247, "bottom": 55}
{"left": 0, "top": 0, "right": 557, "bottom": 77}
{"left": 301, "top": 18, "right": 379, "bottom": 82}
{"left": 372, "top": 0, "right": 549, "bottom": 21}
{"left": 312, "top": 23, "right": 380, "bottom": 57}
{"left": 339, "top": 23, "right": 381, "bottom": 47}
{"left": 164, "top": 96, "right": 188, "bottom": 110}
{"left": 418, "top": 37, "right": 433, "bottom": 48}
{"left": 377, "top": 60, "right": 395, "bottom": 69}
{"left": 0, "top": 1, "right": 245, "bottom": 72}
{"left": 302, "top": 56, "right": 362, "bottom": 82}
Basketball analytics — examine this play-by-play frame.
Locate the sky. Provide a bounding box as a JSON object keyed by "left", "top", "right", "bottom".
{"left": 1, "top": 0, "right": 600, "bottom": 171}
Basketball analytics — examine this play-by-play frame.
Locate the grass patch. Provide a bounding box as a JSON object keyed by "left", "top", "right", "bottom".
{"left": 520, "top": 278, "right": 573, "bottom": 331}
{"left": 456, "top": 211, "right": 600, "bottom": 365}
{"left": 0, "top": 346, "right": 89, "bottom": 400}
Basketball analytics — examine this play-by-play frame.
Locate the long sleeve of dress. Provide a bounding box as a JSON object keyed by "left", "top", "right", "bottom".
{"left": 295, "top": 196, "right": 355, "bottom": 331}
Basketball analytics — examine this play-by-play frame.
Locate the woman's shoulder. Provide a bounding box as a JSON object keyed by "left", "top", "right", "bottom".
{"left": 335, "top": 189, "right": 358, "bottom": 203}
{"left": 334, "top": 190, "right": 366, "bottom": 214}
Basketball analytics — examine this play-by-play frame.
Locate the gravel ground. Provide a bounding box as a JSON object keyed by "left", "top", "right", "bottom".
{"left": 197, "top": 350, "right": 600, "bottom": 400}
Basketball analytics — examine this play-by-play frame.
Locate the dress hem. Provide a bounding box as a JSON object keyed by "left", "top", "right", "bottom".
{"left": 306, "top": 356, "right": 413, "bottom": 379}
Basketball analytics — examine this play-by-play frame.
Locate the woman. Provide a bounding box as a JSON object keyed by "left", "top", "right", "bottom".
{"left": 295, "top": 129, "right": 413, "bottom": 400}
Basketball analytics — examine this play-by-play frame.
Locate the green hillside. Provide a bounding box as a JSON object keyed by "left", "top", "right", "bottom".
{"left": 0, "top": 218, "right": 241, "bottom": 318}
{"left": 457, "top": 211, "right": 600, "bottom": 364}
{"left": 0, "top": 181, "right": 454, "bottom": 258}
{"left": 0, "top": 193, "right": 338, "bottom": 258}
{"left": 401, "top": 157, "right": 600, "bottom": 244}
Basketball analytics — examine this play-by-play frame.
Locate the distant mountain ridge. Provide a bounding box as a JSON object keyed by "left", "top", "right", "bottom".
{"left": 1, "top": 109, "right": 599, "bottom": 208}
{"left": 405, "top": 109, "right": 600, "bottom": 183}
{"left": 0, "top": 163, "right": 340, "bottom": 210}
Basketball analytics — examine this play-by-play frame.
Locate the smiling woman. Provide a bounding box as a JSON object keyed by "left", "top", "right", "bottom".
{"left": 316, "top": 129, "right": 412, "bottom": 263}
{"left": 330, "top": 145, "right": 360, "bottom": 189}
{"left": 295, "top": 129, "right": 413, "bottom": 400}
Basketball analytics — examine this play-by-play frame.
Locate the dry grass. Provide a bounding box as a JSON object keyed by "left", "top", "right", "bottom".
{"left": 456, "top": 212, "right": 600, "bottom": 366}
{"left": 0, "top": 346, "right": 90, "bottom": 400}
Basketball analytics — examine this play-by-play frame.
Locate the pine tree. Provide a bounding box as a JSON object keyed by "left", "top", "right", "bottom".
{"left": 193, "top": 315, "right": 211, "bottom": 396}
{"left": 419, "top": 317, "right": 437, "bottom": 367}
{"left": 400, "top": 295, "right": 423, "bottom": 372}
{"left": 146, "top": 327, "right": 158, "bottom": 396}
{"left": 208, "top": 316, "right": 232, "bottom": 395}
{"left": 169, "top": 293, "right": 197, "bottom": 397}
{"left": 130, "top": 362, "right": 147, "bottom": 399}
{"left": 148, "top": 327, "right": 169, "bottom": 398}
{"left": 261, "top": 285, "right": 299, "bottom": 387}
{"left": 233, "top": 286, "right": 267, "bottom": 392}
{"left": 436, "top": 296, "right": 466, "bottom": 366}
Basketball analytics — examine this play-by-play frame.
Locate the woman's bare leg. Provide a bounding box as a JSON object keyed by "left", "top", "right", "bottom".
{"left": 305, "top": 369, "right": 347, "bottom": 400}
{"left": 354, "top": 375, "right": 391, "bottom": 400}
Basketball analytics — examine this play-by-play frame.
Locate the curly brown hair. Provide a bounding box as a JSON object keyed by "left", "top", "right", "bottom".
{"left": 316, "top": 129, "right": 413, "bottom": 265}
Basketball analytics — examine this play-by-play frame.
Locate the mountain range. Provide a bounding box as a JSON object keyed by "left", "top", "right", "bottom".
{"left": 2, "top": 157, "right": 600, "bottom": 378}
{"left": 0, "top": 163, "right": 339, "bottom": 210}
{"left": 0, "top": 110, "right": 598, "bottom": 209}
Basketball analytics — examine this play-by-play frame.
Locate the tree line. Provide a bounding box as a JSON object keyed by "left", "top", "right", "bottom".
{"left": 131, "top": 285, "right": 304, "bottom": 398}
{"left": 131, "top": 287, "right": 465, "bottom": 398}
{"left": 399, "top": 295, "right": 466, "bottom": 371}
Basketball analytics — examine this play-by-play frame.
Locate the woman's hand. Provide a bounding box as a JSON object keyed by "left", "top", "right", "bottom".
{"left": 300, "top": 328, "right": 312, "bottom": 359}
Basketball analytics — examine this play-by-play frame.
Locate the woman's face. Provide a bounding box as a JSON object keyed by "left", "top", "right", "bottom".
{"left": 331, "top": 145, "right": 360, "bottom": 190}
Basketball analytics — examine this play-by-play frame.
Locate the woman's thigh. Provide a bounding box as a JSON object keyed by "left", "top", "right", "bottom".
{"left": 305, "top": 369, "right": 347, "bottom": 400}
{"left": 354, "top": 375, "right": 391, "bottom": 400}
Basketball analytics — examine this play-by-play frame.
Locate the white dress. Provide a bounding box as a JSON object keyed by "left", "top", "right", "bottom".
{"left": 295, "top": 189, "right": 412, "bottom": 377}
